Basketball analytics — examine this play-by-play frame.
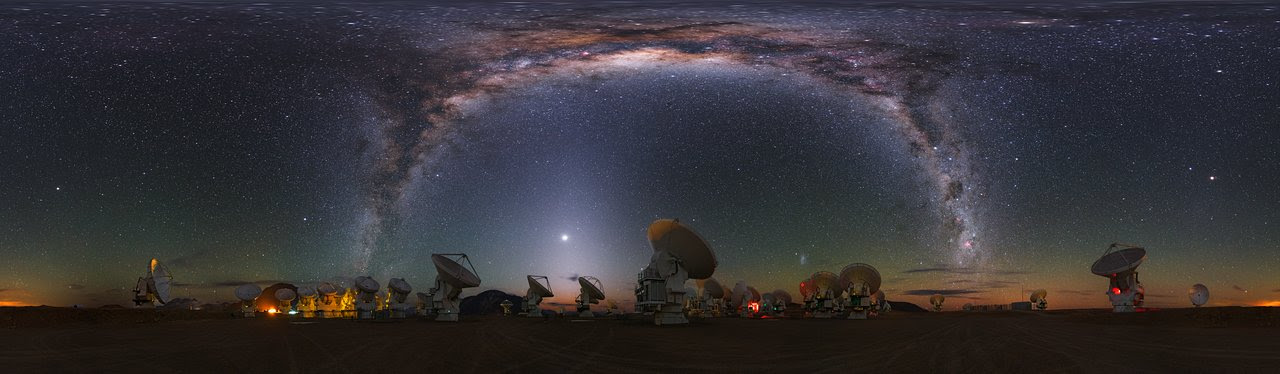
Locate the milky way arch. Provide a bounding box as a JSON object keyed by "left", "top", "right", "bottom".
{"left": 350, "top": 15, "right": 1023, "bottom": 272}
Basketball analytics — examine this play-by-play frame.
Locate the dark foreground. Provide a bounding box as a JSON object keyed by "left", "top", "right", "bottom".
{"left": 2, "top": 308, "right": 1279, "bottom": 373}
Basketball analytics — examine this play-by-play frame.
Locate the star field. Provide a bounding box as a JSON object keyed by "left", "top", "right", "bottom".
{"left": 0, "top": 1, "right": 1277, "bottom": 309}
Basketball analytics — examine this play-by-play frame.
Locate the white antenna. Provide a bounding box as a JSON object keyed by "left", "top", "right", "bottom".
{"left": 871, "top": 290, "right": 891, "bottom": 314}
{"left": 1090, "top": 243, "right": 1148, "bottom": 312}
{"left": 930, "top": 294, "right": 945, "bottom": 312}
{"left": 387, "top": 278, "right": 414, "bottom": 318}
{"left": 576, "top": 276, "right": 606, "bottom": 318}
{"left": 808, "top": 271, "right": 839, "bottom": 318}
{"left": 700, "top": 278, "right": 726, "bottom": 317}
{"left": 274, "top": 288, "right": 296, "bottom": 315}
{"left": 523, "top": 275, "right": 554, "bottom": 318}
{"left": 317, "top": 282, "right": 340, "bottom": 318}
{"left": 634, "top": 219, "right": 719, "bottom": 325}
{"left": 234, "top": 284, "right": 262, "bottom": 317}
{"left": 768, "top": 289, "right": 792, "bottom": 317}
{"left": 1189, "top": 284, "right": 1209, "bottom": 307}
{"left": 354, "top": 276, "right": 380, "bottom": 319}
{"left": 296, "top": 286, "right": 318, "bottom": 318}
{"left": 430, "top": 253, "right": 482, "bottom": 322}
{"left": 730, "top": 281, "right": 761, "bottom": 318}
{"left": 838, "top": 263, "right": 882, "bottom": 320}
{"left": 132, "top": 258, "right": 173, "bottom": 307}
{"left": 1029, "top": 289, "right": 1048, "bottom": 311}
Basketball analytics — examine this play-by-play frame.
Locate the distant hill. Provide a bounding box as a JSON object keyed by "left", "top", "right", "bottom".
{"left": 889, "top": 301, "right": 927, "bottom": 313}
{"left": 460, "top": 290, "right": 523, "bottom": 315}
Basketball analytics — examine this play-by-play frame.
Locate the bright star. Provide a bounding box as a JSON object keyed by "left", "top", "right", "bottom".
{"left": 561, "top": 234, "right": 569, "bottom": 241}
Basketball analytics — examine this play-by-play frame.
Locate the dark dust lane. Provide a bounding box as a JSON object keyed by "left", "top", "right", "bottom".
{"left": 3, "top": 313, "right": 1280, "bottom": 373}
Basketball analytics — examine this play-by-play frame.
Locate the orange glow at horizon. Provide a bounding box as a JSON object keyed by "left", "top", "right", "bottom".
{"left": 1254, "top": 301, "right": 1280, "bottom": 307}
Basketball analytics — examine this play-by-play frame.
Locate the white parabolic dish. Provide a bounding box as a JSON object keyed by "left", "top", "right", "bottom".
{"left": 389, "top": 278, "right": 412, "bottom": 294}
{"left": 149, "top": 258, "right": 173, "bottom": 303}
{"left": 527, "top": 275, "right": 554, "bottom": 297}
{"left": 579, "top": 276, "right": 605, "bottom": 300}
{"left": 1030, "top": 289, "right": 1047, "bottom": 303}
{"left": 1189, "top": 284, "right": 1209, "bottom": 306}
{"left": 930, "top": 294, "right": 945, "bottom": 306}
{"left": 703, "top": 278, "right": 724, "bottom": 299}
{"left": 275, "top": 288, "right": 296, "bottom": 301}
{"left": 297, "top": 286, "right": 317, "bottom": 298}
{"left": 432, "top": 254, "right": 482, "bottom": 288}
{"left": 838, "top": 263, "right": 882, "bottom": 294}
{"left": 1091, "top": 245, "right": 1147, "bottom": 276}
{"left": 317, "top": 282, "right": 338, "bottom": 295}
{"left": 234, "top": 284, "right": 262, "bottom": 302}
{"left": 355, "top": 276, "right": 380, "bottom": 293}
{"left": 647, "top": 219, "right": 718, "bottom": 279}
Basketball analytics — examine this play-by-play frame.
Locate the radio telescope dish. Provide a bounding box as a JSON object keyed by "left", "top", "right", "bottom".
{"left": 386, "top": 278, "right": 414, "bottom": 318}
{"left": 234, "top": 284, "right": 262, "bottom": 317}
{"left": 577, "top": 276, "right": 605, "bottom": 318}
{"left": 298, "top": 286, "right": 317, "bottom": 298}
{"left": 235, "top": 284, "right": 262, "bottom": 302}
{"left": 1091, "top": 243, "right": 1148, "bottom": 312}
{"left": 315, "top": 282, "right": 340, "bottom": 318}
{"left": 1189, "top": 284, "right": 1209, "bottom": 307}
{"left": 808, "top": 271, "right": 839, "bottom": 318}
{"left": 523, "top": 275, "right": 554, "bottom": 317}
{"left": 637, "top": 218, "right": 719, "bottom": 325}
{"left": 839, "top": 263, "right": 882, "bottom": 319}
{"left": 772, "top": 289, "right": 792, "bottom": 305}
{"left": 295, "top": 286, "right": 318, "bottom": 318}
{"left": 769, "top": 289, "right": 792, "bottom": 317}
{"left": 1030, "top": 289, "right": 1048, "bottom": 310}
{"left": 275, "top": 288, "right": 296, "bottom": 302}
{"left": 647, "top": 219, "right": 718, "bottom": 279}
{"left": 274, "top": 288, "right": 296, "bottom": 314}
{"left": 429, "top": 253, "right": 482, "bottom": 322}
{"left": 132, "top": 258, "right": 174, "bottom": 306}
{"left": 353, "top": 276, "right": 380, "bottom": 319}
{"left": 704, "top": 278, "right": 725, "bottom": 299}
{"left": 930, "top": 294, "right": 945, "bottom": 312}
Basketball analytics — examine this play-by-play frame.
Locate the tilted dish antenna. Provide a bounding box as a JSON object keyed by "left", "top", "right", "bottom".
{"left": 1029, "top": 289, "right": 1048, "bottom": 310}
{"left": 838, "top": 263, "right": 882, "bottom": 319}
{"left": 387, "top": 278, "right": 414, "bottom": 318}
{"left": 769, "top": 289, "right": 792, "bottom": 316}
{"left": 234, "top": 284, "right": 262, "bottom": 317}
{"left": 354, "top": 276, "right": 381, "bottom": 319}
{"left": 431, "top": 253, "right": 482, "bottom": 322}
{"left": 523, "top": 275, "right": 554, "bottom": 317}
{"left": 316, "top": 282, "right": 340, "bottom": 317}
{"left": 700, "top": 278, "right": 726, "bottom": 317}
{"left": 1189, "top": 284, "right": 1209, "bottom": 307}
{"left": 635, "top": 219, "right": 718, "bottom": 325}
{"left": 871, "top": 290, "right": 891, "bottom": 313}
{"left": 1090, "top": 243, "right": 1147, "bottom": 312}
{"left": 296, "top": 286, "right": 318, "bottom": 317}
{"left": 930, "top": 294, "right": 945, "bottom": 312}
{"left": 809, "top": 271, "right": 840, "bottom": 318}
{"left": 133, "top": 258, "right": 174, "bottom": 306}
{"left": 577, "top": 276, "right": 606, "bottom": 318}
{"left": 274, "top": 288, "right": 296, "bottom": 314}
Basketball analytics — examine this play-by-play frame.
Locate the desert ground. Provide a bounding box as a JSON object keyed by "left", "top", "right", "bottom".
{"left": 2, "top": 307, "right": 1279, "bottom": 373}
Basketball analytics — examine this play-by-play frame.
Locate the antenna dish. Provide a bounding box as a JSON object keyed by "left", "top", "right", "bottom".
{"left": 235, "top": 284, "right": 262, "bottom": 302}
{"left": 297, "top": 286, "right": 317, "bottom": 298}
{"left": 579, "top": 276, "right": 606, "bottom": 301}
{"left": 275, "top": 288, "right": 296, "bottom": 302}
{"left": 838, "top": 263, "right": 882, "bottom": 295}
{"left": 527, "top": 275, "right": 554, "bottom": 298}
{"left": 772, "top": 289, "right": 792, "bottom": 306}
{"left": 317, "top": 282, "right": 338, "bottom": 296}
{"left": 809, "top": 271, "right": 839, "bottom": 295}
{"left": 1189, "top": 284, "right": 1209, "bottom": 307}
{"left": 577, "top": 276, "right": 605, "bottom": 318}
{"left": 704, "top": 278, "right": 725, "bottom": 299}
{"left": 356, "top": 276, "right": 380, "bottom": 293}
{"left": 432, "top": 254, "right": 482, "bottom": 289}
{"left": 930, "top": 293, "right": 945, "bottom": 311}
{"left": 1090, "top": 244, "right": 1147, "bottom": 276}
{"left": 647, "top": 219, "right": 718, "bottom": 279}
{"left": 389, "top": 278, "right": 412, "bottom": 294}
{"left": 1030, "top": 289, "right": 1047, "bottom": 302}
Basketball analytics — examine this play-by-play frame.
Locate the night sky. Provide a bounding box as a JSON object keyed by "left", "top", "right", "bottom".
{"left": 1, "top": 1, "right": 1278, "bottom": 309}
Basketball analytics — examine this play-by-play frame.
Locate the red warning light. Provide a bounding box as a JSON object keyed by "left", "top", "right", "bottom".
{"left": 748, "top": 302, "right": 760, "bottom": 313}
{"left": 1111, "top": 287, "right": 1121, "bottom": 295}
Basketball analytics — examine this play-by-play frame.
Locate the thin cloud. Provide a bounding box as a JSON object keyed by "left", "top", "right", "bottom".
{"left": 1233, "top": 285, "right": 1247, "bottom": 292}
